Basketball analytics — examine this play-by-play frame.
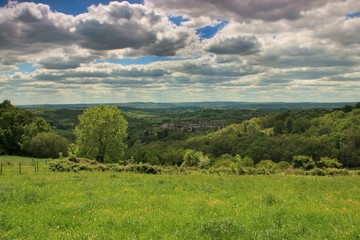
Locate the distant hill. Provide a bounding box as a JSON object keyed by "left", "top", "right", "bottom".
{"left": 18, "top": 101, "right": 356, "bottom": 110}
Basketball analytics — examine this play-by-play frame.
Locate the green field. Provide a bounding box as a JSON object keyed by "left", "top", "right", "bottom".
{"left": 1, "top": 156, "right": 360, "bottom": 239}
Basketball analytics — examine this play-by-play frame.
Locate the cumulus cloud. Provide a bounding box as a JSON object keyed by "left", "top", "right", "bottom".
{"left": 0, "top": 2, "right": 75, "bottom": 49}
{"left": 0, "top": 1, "right": 191, "bottom": 69}
{"left": 1, "top": 0, "right": 360, "bottom": 104}
{"left": 145, "top": 0, "right": 329, "bottom": 22}
{"left": 204, "top": 35, "right": 261, "bottom": 55}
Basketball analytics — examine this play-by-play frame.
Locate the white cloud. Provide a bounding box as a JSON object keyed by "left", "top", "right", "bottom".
{"left": 145, "top": 0, "right": 330, "bottom": 22}
{"left": 1, "top": 0, "right": 360, "bottom": 104}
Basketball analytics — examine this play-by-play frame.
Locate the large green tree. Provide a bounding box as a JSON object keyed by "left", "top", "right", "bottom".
{"left": 74, "top": 105, "right": 128, "bottom": 163}
{"left": 0, "top": 100, "right": 50, "bottom": 155}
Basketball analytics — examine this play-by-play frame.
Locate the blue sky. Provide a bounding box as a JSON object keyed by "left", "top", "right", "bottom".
{"left": 0, "top": 0, "right": 360, "bottom": 104}
{"left": 0, "top": 0, "right": 144, "bottom": 15}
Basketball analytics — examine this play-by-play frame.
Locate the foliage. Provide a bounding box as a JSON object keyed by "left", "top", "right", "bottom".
{"left": 276, "top": 161, "right": 292, "bottom": 170}
{"left": 239, "top": 156, "right": 255, "bottom": 167}
{"left": 49, "top": 157, "right": 161, "bottom": 174}
{"left": 28, "top": 132, "right": 69, "bottom": 158}
{"left": 292, "top": 155, "right": 316, "bottom": 170}
{"left": 74, "top": 105, "right": 128, "bottom": 163}
{"left": 21, "top": 101, "right": 360, "bottom": 168}
{"left": 257, "top": 159, "right": 276, "bottom": 169}
{"left": 212, "top": 159, "right": 234, "bottom": 169}
{"left": 317, "top": 157, "right": 342, "bottom": 169}
{"left": 0, "top": 100, "right": 50, "bottom": 155}
{"left": 20, "top": 118, "right": 51, "bottom": 153}
{"left": 67, "top": 143, "right": 79, "bottom": 157}
{"left": 181, "top": 149, "right": 210, "bottom": 168}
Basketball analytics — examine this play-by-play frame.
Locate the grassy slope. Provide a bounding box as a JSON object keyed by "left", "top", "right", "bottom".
{"left": 1, "top": 159, "right": 359, "bottom": 239}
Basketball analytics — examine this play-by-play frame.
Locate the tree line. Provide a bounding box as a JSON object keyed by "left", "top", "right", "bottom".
{"left": 0, "top": 100, "right": 68, "bottom": 158}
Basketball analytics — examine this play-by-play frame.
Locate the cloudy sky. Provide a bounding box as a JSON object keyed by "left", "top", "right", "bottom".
{"left": 0, "top": 0, "right": 359, "bottom": 104}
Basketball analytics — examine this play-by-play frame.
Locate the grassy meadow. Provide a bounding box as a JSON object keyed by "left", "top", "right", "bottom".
{"left": 1, "top": 156, "right": 360, "bottom": 239}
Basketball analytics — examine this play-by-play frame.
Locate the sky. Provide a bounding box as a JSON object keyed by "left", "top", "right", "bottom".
{"left": 0, "top": 0, "right": 360, "bottom": 104}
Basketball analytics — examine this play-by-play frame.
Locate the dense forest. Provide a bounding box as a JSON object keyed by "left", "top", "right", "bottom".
{"left": 1, "top": 100, "right": 360, "bottom": 168}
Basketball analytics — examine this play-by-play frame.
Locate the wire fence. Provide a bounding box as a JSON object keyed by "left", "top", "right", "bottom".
{"left": 0, "top": 159, "right": 49, "bottom": 175}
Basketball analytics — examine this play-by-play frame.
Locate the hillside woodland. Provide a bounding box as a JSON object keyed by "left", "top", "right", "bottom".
{"left": 1, "top": 100, "right": 360, "bottom": 170}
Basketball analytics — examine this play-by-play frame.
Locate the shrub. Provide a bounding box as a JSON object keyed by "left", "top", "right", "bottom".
{"left": 241, "top": 167, "right": 276, "bottom": 175}
{"left": 212, "top": 159, "right": 234, "bottom": 168}
{"left": 239, "top": 156, "right": 254, "bottom": 167}
{"left": 49, "top": 158, "right": 162, "bottom": 174}
{"left": 276, "top": 161, "right": 292, "bottom": 170}
{"left": 208, "top": 166, "right": 237, "bottom": 175}
{"left": 125, "top": 163, "right": 161, "bottom": 174}
{"left": 305, "top": 168, "right": 326, "bottom": 176}
{"left": 317, "top": 157, "right": 342, "bottom": 169}
{"left": 198, "top": 155, "right": 211, "bottom": 169}
{"left": 325, "top": 168, "right": 350, "bottom": 176}
{"left": 29, "top": 132, "right": 69, "bottom": 158}
{"left": 182, "top": 149, "right": 210, "bottom": 168}
{"left": 292, "top": 155, "right": 315, "bottom": 170}
{"left": 257, "top": 160, "right": 275, "bottom": 169}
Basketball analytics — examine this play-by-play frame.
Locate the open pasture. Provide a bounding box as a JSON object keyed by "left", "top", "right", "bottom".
{"left": 0, "top": 157, "right": 360, "bottom": 239}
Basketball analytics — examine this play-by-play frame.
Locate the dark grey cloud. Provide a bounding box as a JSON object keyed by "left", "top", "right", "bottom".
{"left": 142, "top": 32, "right": 190, "bottom": 56}
{"left": 37, "top": 56, "right": 90, "bottom": 69}
{"left": 256, "top": 78, "right": 293, "bottom": 86}
{"left": 76, "top": 2, "right": 190, "bottom": 55}
{"left": 0, "top": 1, "right": 190, "bottom": 69}
{"left": 176, "top": 61, "right": 261, "bottom": 77}
{"left": 111, "top": 68, "right": 169, "bottom": 77}
{"left": 0, "top": 3, "right": 74, "bottom": 51}
{"left": 261, "top": 46, "right": 358, "bottom": 68}
{"left": 76, "top": 20, "right": 157, "bottom": 51}
{"left": 34, "top": 65, "right": 169, "bottom": 82}
{"left": 146, "top": 0, "right": 328, "bottom": 22}
{"left": 205, "top": 36, "right": 261, "bottom": 55}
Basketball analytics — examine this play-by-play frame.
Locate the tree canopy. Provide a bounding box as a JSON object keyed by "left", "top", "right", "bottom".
{"left": 74, "top": 105, "right": 128, "bottom": 163}
{"left": 0, "top": 100, "right": 50, "bottom": 155}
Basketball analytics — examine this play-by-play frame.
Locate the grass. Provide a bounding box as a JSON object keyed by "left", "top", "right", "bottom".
{"left": 1, "top": 156, "right": 360, "bottom": 239}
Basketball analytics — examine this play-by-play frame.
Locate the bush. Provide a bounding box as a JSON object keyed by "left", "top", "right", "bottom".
{"left": 125, "top": 163, "right": 161, "bottom": 174}
{"left": 325, "top": 168, "right": 350, "bottom": 176}
{"left": 212, "top": 159, "right": 234, "bottom": 168}
{"left": 208, "top": 166, "right": 237, "bottom": 175}
{"left": 49, "top": 158, "right": 162, "bottom": 174}
{"left": 317, "top": 157, "right": 342, "bottom": 169}
{"left": 241, "top": 167, "right": 276, "bottom": 175}
{"left": 239, "top": 156, "right": 254, "bottom": 167}
{"left": 305, "top": 168, "right": 326, "bottom": 176}
{"left": 292, "top": 155, "right": 315, "bottom": 170}
{"left": 257, "top": 160, "right": 275, "bottom": 169}
{"left": 182, "top": 149, "right": 210, "bottom": 168}
{"left": 29, "top": 132, "right": 69, "bottom": 158}
{"left": 276, "top": 161, "right": 292, "bottom": 170}
{"left": 49, "top": 158, "right": 106, "bottom": 172}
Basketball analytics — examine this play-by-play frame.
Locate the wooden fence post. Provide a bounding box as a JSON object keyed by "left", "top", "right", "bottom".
{"left": 0, "top": 162, "right": 2, "bottom": 175}
{"left": 19, "top": 162, "right": 22, "bottom": 174}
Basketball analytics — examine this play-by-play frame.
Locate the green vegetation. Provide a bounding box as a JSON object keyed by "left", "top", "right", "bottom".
{"left": 182, "top": 108, "right": 360, "bottom": 168}
{"left": 0, "top": 100, "right": 51, "bottom": 156}
{"left": 28, "top": 132, "right": 69, "bottom": 158}
{"left": 2, "top": 101, "right": 360, "bottom": 239}
{"left": 3, "top": 99, "right": 360, "bottom": 169}
{"left": 0, "top": 159, "right": 359, "bottom": 239}
{"left": 74, "top": 105, "right": 128, "bottom": 163}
